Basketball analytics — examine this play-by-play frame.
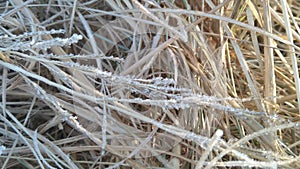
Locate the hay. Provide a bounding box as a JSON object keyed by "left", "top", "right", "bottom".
{"left": 0, "top": 0, "right": 300, "bottom": 168}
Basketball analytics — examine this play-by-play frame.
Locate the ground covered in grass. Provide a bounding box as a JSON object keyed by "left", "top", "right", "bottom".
{"left": 0, "top": 0, "right": 300, "bottom": 168}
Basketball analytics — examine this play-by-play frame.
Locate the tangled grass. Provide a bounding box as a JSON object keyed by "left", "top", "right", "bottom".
{"left": 0, "top": 0, "right": 300, "bottom": 168}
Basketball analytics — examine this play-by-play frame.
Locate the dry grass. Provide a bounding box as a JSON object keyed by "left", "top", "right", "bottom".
{"left": 0, "top": 0, "right": 300, "bottom": 168}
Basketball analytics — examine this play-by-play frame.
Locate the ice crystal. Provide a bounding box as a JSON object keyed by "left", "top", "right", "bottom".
{"left": 32, "top": 34, "right": 82, "bottom": 50}
{"left": 0, "top": 30, "right": 82, "bottom": 52}
{"left": 0, "top": 145, "right": 6, "bottom": 155}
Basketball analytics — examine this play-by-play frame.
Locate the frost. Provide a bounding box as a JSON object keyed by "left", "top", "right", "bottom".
{"left": 32, "top": 34, "right": 83, "bottom": 50}
{"left": 0, "top": 30, "right": 82, "bottom": 52}
{"left": 0, "top": 145, "right": 6, "bottom": 155}
{"left": 270, "top": 114, "right": 279, "bottom": 121}
{"left": 215, "top": 129, "right": 224, "bottom": 137}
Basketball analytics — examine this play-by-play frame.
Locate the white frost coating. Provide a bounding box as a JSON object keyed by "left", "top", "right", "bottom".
{"left": 0, "top": 30, "right": 82, "bottom": 51}
{"left": 72, "top": 34, "right": 83, "bottom": 40}
{"left": 215, "top": 129, "right": 224, "bottom": 137}
{"left": 0, "top": 145, "right": 6, "bottom": 155}
{"left": 32, "top": 34, "right": 83, "bottom": 50}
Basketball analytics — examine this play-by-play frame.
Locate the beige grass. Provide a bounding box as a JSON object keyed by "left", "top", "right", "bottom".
{"left": 0, "top": 0, "right": 300, "bottom": 168}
